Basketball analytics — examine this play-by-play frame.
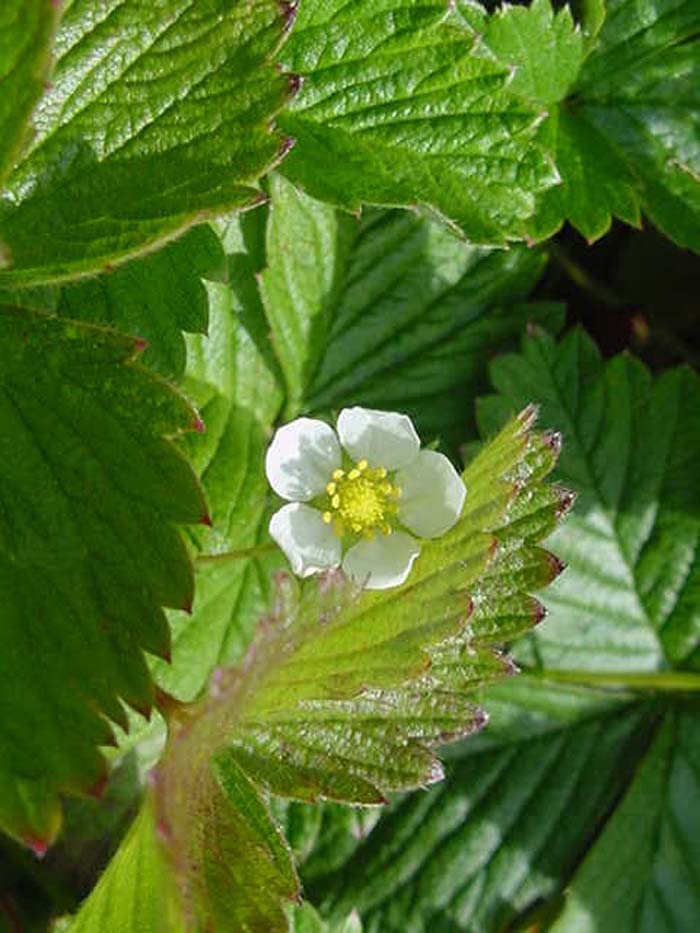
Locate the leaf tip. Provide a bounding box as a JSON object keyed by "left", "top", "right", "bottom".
{"left": 426, "top": 759, "right": 445, "bottom": 786}
{"left": 532, "top": 599, "right": 548, "bottom": 625}
{"left": 519, "top": 403, "right": 539, "bottom": 430}
{"left": 542, "top": 429, "right": 563, "bottom": 458}
{"left": 181, "top": 597, "right": 193, "bottom": 615}
{"left": 279, "top": 0, "right": 298, "bottom": 31}
{"left": 25, "top": 837, "right": 51, "bottom": 859}
{"left": 278, "top": 136, "right": 297, "bottom": 160}
{"left": 287, "top": 73, "right": 303, "bottom": 96}
{"left": 546, "top": 552, "right": 567, "bottom": 581}
{"left": 555, "top": 485, "right": 577, "bottom": 518}
{"left": 200, "top": 512, "right": 212, "bottom": 527}
{"left": 473, "top": 707, "right": 489, "bottom": 731}
{"left": 87, "top": 773, "right": 109, "bottom": 801}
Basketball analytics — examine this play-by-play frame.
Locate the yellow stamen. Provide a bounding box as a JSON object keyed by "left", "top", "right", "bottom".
{"left": 324, "top": 458, "right": 399, "bottom": 539}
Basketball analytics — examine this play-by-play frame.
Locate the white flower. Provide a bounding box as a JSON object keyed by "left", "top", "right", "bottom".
{"left": 265, "top": 407, "right": 466, "bottom": 590}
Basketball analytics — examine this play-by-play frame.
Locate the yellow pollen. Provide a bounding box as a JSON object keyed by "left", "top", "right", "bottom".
{"left": 324, "top": 459, "right": 398, "bottom": 538}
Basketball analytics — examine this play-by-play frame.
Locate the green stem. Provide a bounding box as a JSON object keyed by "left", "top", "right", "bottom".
{"left": 525, "top": 667, "right": 700, "bottom": 693}
{"left": 547, "top": 241, "right": 622, "bottom": 309}
{"left": 195, "top": 542, "right": 276, "bottom": 564}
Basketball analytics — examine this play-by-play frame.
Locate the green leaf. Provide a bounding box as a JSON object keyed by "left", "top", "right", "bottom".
{"left": 68, "top": 800, "right": 186, "bottom": 933}
{"left": 311, "top": 677, "right": 656, "bottom": 931}
{"left": 56, "top": 225, "right": 226, "bottom": 380}
{"left": 289, "top": 902, "right": 362, "bottom": 933}
{"left": 261, "top": 175, "right": 563, "bottom": 448}
{"left": 477, "top": 0, "right": 585, "bottom": 106}
{"left": 150, "top": 234, "right": 285, "bottom": 703}
{"left": 69, "top": 753, "right": 299, "bottom": 932}
{"left": 143, "top": 407, "right": 567, "bottom": 928}
{"left": 551, "top": 709, "right": 700, "bottom": 932}
{"left": 259, "top": 174, "right": 358, "bottom": 417}
{"left": 493, "top": 0, "right": 700, "bottom": 245}
{"left": 299, "top": 334, "right": 700, "bottom": 931}
{"left": 277, "top": 0, "right": 559, "bottom": 244}
{"left": 0, "top": 0, "right": 293, "bottom": 286}
{"left": 0, "top": 307, "right": 206, "bottom": 849}
{"left": 478, "top": 328, "right": 700, "bottom": 673}
{"left": 0, "top": 2, "right": 57, "bottom": 188}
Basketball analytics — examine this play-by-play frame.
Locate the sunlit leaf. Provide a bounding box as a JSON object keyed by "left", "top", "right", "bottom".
{"left": 0, "top": 0, "right": 293, "bottom": 286}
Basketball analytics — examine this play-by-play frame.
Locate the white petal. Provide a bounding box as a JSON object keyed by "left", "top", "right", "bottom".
{"left": 337, "top": 407, "right": 420, "bottom": 470}
{"left": 342, "top": 532, "right": 420, "bottom": 590}
{"left": 395, "top": 450, "right": 466, "bottom": 538}
{"left": 265, "top": 418, "right": 341, "bottom": 501}
{"left": 269, "top": 504, "right": 342, "bottom": 577}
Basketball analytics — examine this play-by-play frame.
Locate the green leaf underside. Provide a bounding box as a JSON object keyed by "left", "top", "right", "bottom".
{"left": 261, "top": 174, "right": 563, "bottom": 447}
{"left": 150, "top": 223, "right": 287, "bottom": 704}
{"left": 312, "top": 677, "right": 657, "bottom": 931}
{"left": 487, "top": 0, "right": 700, "bottom": 246}
{"left": 277, "top": 0, "right": 559, "bottom": 245}
{"left": 0, "top": 0, "right": 293, "bottom": 287}
{"left": 0, "top": 2, "right": 57, "bottom": 190}
{"left": 142, "top": 407, "right": 568, "bottom": 929}
{"left": 0, "top": 307, "right": 205, "bottom": 848}
{"left": 478, "top": 328, "right": 700, "bottom": 674}
{"left": 57, "top": 225, "right": 226, "bottom": 380}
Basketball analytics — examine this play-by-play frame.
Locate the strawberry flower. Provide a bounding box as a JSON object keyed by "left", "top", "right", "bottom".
{"left": 265, "top": 407, "right": 466, "bottom": 590}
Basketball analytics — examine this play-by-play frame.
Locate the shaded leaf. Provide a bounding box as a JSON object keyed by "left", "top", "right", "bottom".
{"left": 151, "top": 232, "right": 285, "bottom": 703}
{"left": 552, "top": 709, "right": 700, "bottom": 932}
{"left": 261, "top": 175, "right": 563, "bottom": 448}
{"left": 0, "top": 308, "right": 205, "bottom": 848}
{"left": 57, "top": 225, "right": 226, "bottom": 380}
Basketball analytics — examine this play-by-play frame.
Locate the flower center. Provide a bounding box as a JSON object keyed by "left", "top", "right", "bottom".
{"left": 322, "top": 460, "right": 401, "bottom": 538}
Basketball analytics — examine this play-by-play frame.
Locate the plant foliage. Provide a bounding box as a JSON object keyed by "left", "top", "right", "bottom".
{"left": 0, "top": 0, "right": 699, "bottom": 930}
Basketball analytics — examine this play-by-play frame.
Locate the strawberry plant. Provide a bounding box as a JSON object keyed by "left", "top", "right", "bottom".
{"left": 1, "top": 1, "right": 699, "bottom": 930}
